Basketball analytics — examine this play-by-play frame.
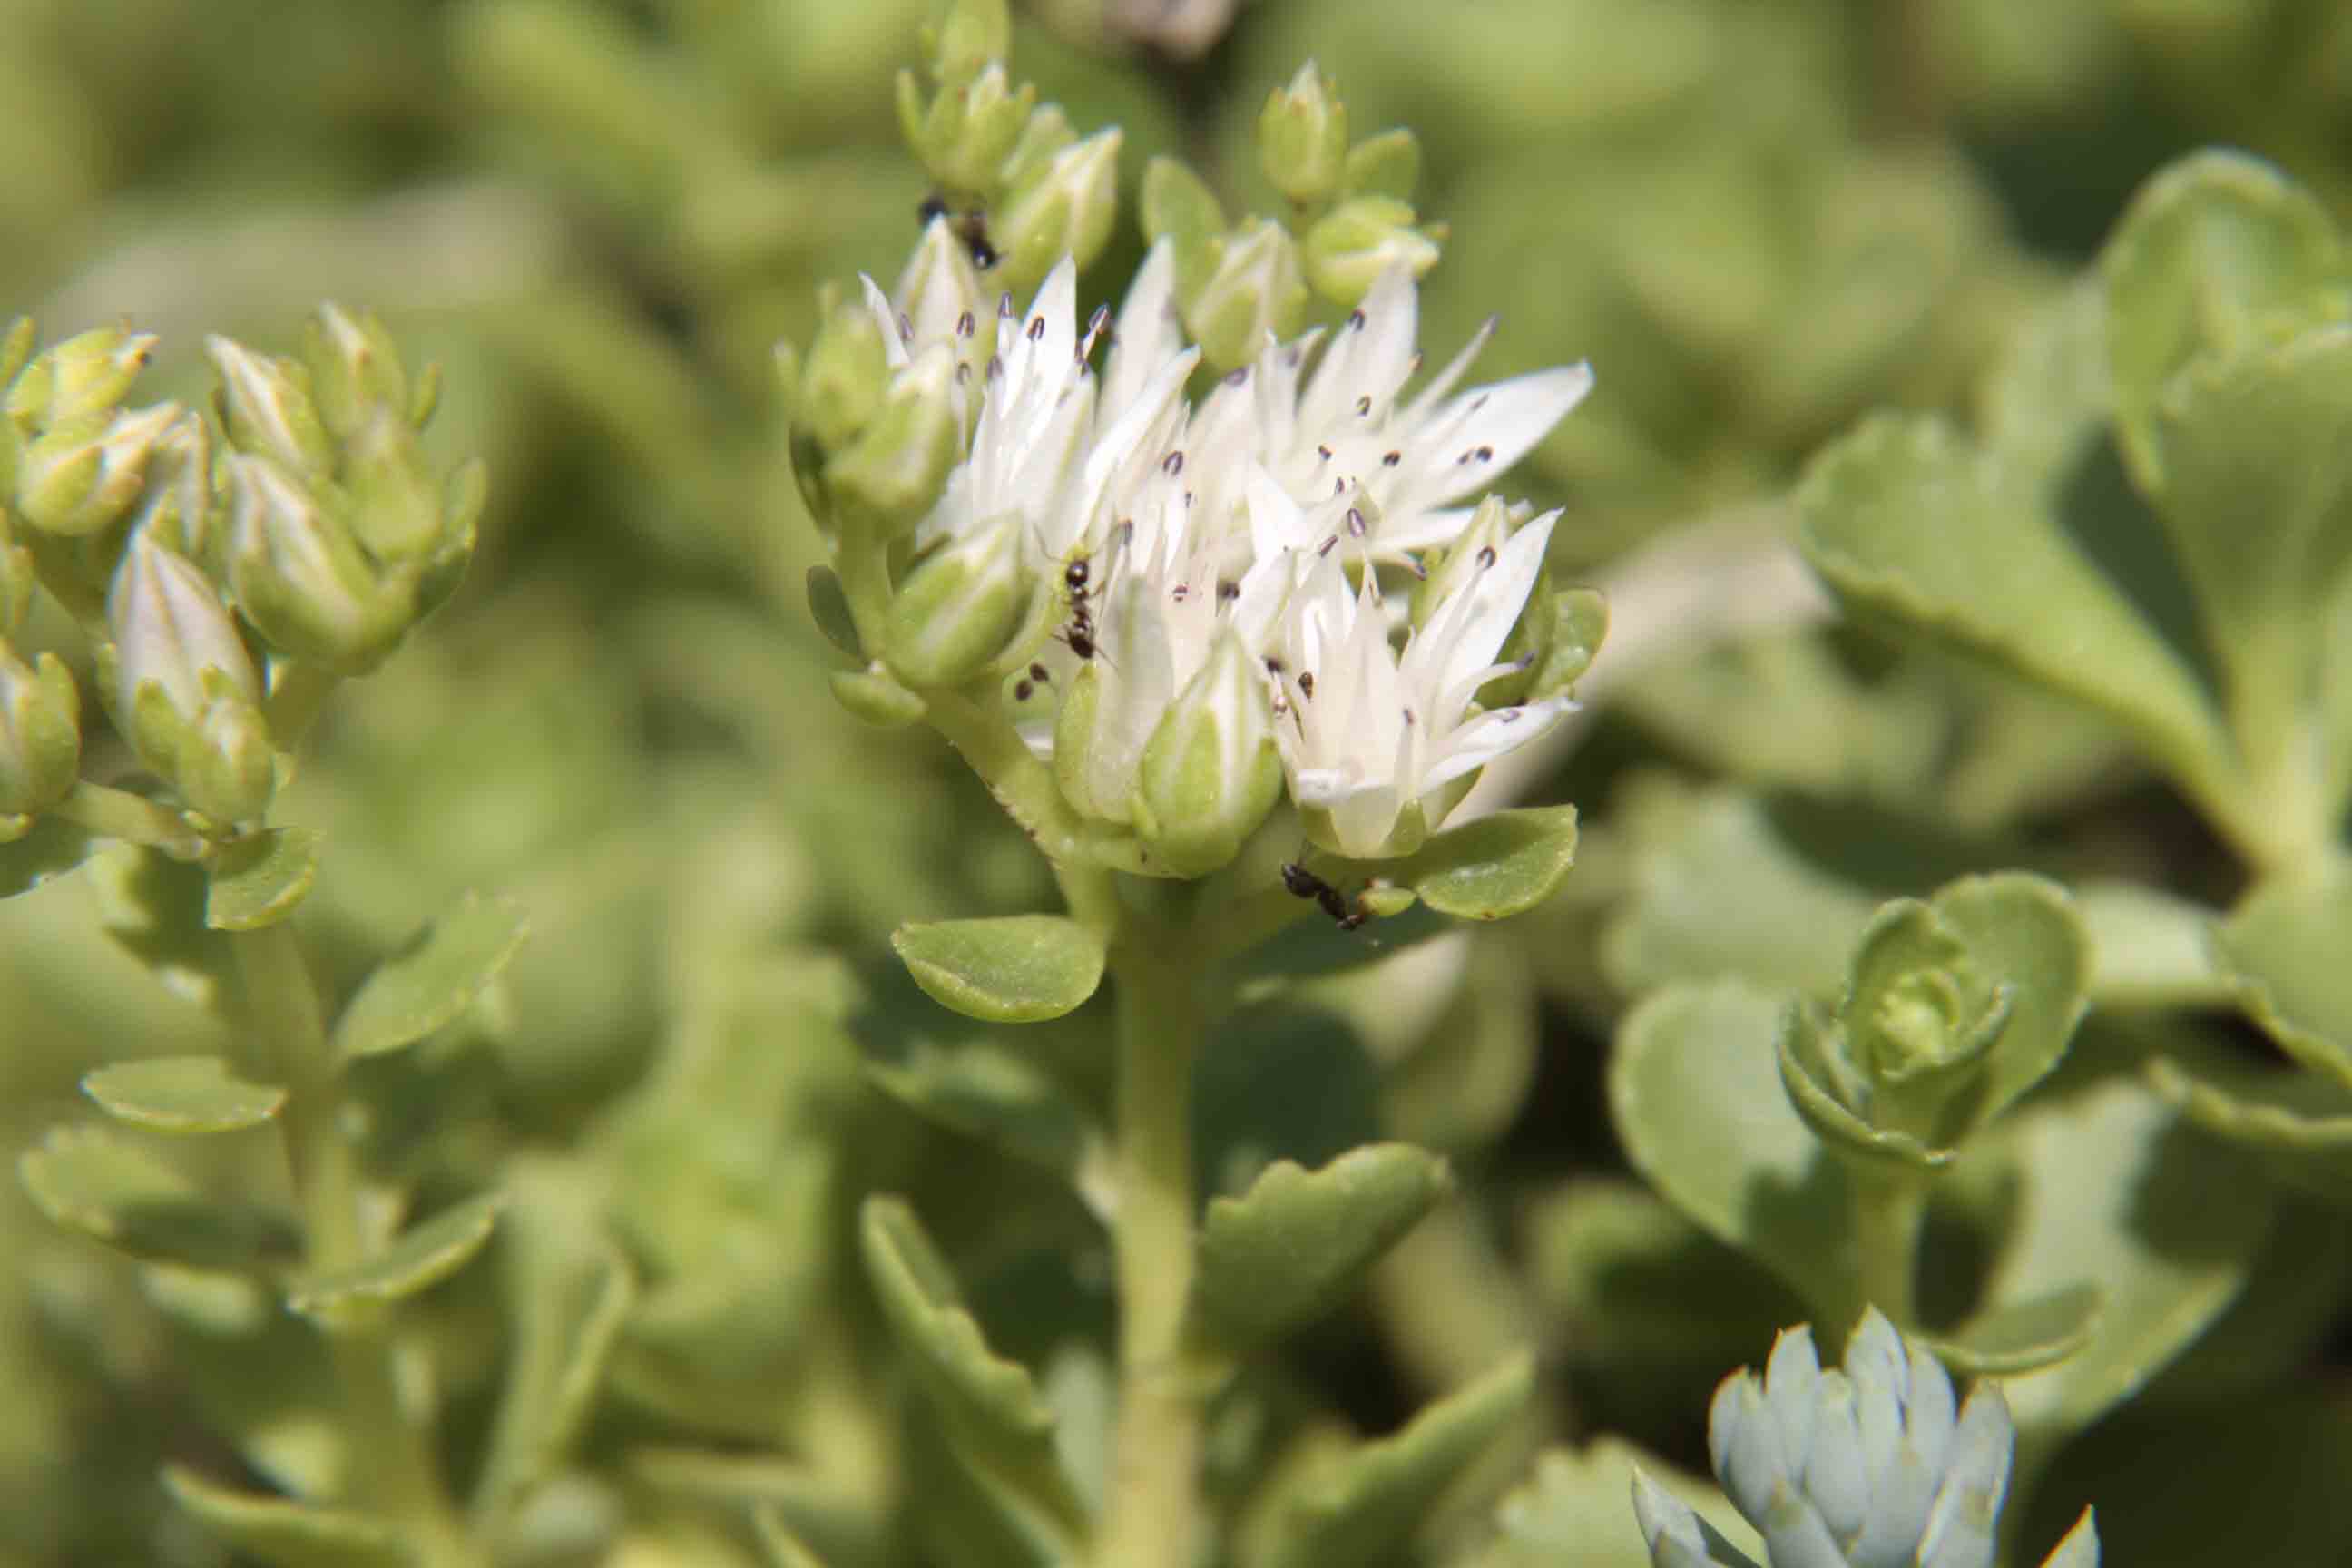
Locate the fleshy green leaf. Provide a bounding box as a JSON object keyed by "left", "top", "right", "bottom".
{"left": 891, "top": 915, "right": 1106, "bottom": 1023}
{"left": 162, "top": 1466, "right": 414, "bottom": 1568}
{"left": 1472, "top": 1441, "right": 1760, "bottom": 1568}
{"left": 333, "top": 891, "right": 530, "bottom": 1059}
{"left": 1929, "top": 873, "right": 2091, "bottom": 1125}
{"left": 1258, "top": 1355, "right": 1534, "bottom": 1568}
{"left": 1915, "top": 1283, "right": 2102, "bottom": 1376}
{"left": 2076, "top": 880, "right": 2230, "bottom": 1009}
{"left": 83, "top": 1055, "right": 286, "bottom": 1133}
{"left": 473, "top": 1161, "right": 636, "bottom": 1528}
{"left": 857, "top": 1196, "right": 1086, "bottom": 1539}
{"left": 0, "top": 812, "right": 95, "bottom": 898}
{"left": 91, "top": 844, "right": 240, "bottom": 1018}
{"left": 19, "top": 1125, "right": 295, "bottom": 1269}
{"left": 2148, "top": 1052, "right": 2352, "bottom": 1202}
{"left": 1399, "top": 805, "right": 1578, "bottom": 921}
{"left": 2100, "top": 149, "right": 2346, "bottom": 491}
{"left": 1612, "top": 981, "right": 1862, "bottom": 1319}
{"left": 2215, "top": 867, "right": 2352, "bottom": 1092}
{"left": 865, "top": 1042, "right": 1094, "bottom": 1184}
{"left": 288, "top": 1191, "right": 504, "bottom": 1328}
{"left": 805, "top": 564, "right": 864, "bottom": 658}
{"left": 1775, "top": 1004, "right": 1955, "bottom": 1172}
{"left": 1191, "top": 1143, "right": 1453, "bottom": 1351}
{"left": 1798, "top": 413, "right": 2235, "bottom": 823}
{"left": 829, "top": 665, "right": 927, "bottom": 726}
{"left": 205, "top": 828, "right": 323, "bottom": 931}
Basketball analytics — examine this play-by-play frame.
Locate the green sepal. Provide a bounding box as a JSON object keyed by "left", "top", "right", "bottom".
{"left": 1189, "top": 1142, "right": 1453, "bottom": 1353}
{"left": 1516, "top": 586, "right": 1608, "bottom": 706}
{"left": 883, "top": 514, "right": 1033, "bottom": 689}
{"left": 830, "top": 664, "right": 928, "bottom": 727}
{"left": 287, "top": 1191, "right": 504, "bottom": 1329}
{"left": 162, "top": 1465, "right": 414, "bottom": 1568}
{"left": 1140, "top": 156, "right": 1227, "bottom": 298}
{"left": 806, "top": 564, "right": 864, "bottom": 658}
{"left": 204, "top": 828, "right": 322, "bottom": 931}
{"left": 1392, "top": 804, "right": 1578, "bottom": 921}
{"left": 82, "top": 1054, "right": 286, "bottom": 1133}
{"left": 891, "top": 914, "right": 1107, "bottom": 1024}
{"left": 331, "top": 890, "right": 530, "bottom": 1060}
{"left": 18, "top": 1124, "right": 297, "bottom": 1269}
{"left": 1340, "top": 129, "right": 1421, "bottom": 203}
{"left": 2099, "top": 149, "right": 2347, "bottom": 494}
{"left": 858, "top": 1196, "right": 1088, "bottom": 1538}
{"left": 1256, "top": 1354, "right": 1534, "bottom": 1568}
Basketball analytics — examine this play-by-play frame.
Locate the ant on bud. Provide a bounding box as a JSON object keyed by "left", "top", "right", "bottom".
{"left": 916, "top": 194, "right": 1000, "bottom": 270}
{"left": 1280, "top": 861, "right": 1370, "bottom": 932}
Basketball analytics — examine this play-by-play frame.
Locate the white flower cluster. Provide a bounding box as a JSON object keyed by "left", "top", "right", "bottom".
{"left": 865, "top": 233, "right": 1592, "bottom": 860}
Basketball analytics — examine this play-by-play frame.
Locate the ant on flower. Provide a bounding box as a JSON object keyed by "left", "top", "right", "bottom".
{"left": 1280, "top": 860, "right": 1371, "bottom": 933}
{"left": 916, "top": 194, "right": 1000, "bottom": 270}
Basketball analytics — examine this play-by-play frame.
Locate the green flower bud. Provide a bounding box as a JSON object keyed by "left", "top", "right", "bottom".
{"left": 894, "top": 216, "right": 995, "bottom": 374}
{"left": 921, "top": 0, "right": 1012, "bottom": 85}
{"left": 799, "top": 286, "right": 893, "bottom": 455}
{"left": 0, "top": 513, "right": 33, "bottom": 634}
{"left": 132, "top": 411, "right": 217, "bottom": 560}
{"left": 105, "top": 535, "right": 274, "bottom": 822}
{"left": 1183, "top": 218, "right": 1308, "bottom": 372}
{"left": 827, "top": 344, "right": 965, "bottom": 543}
{"left": 993, "top": 129, "right": 1122, "bottom": 295}
{"left": 1140, "top": 155, "right": 1227, "bottom": 296}
{"left": 207, "top": 334, "right": 335, "bottom": 483}
{"left": 880, "top": 511, "right": 1033, "bottom": 688}
{"left": 15, "top": 403, "right": 184, "bottom": 537}
{"left": 897, "top": 59, "right": 1036, "bottom": 198}
{"left": 995, "top": 103, "right": 1075, "bottom": 197}
{"left": 1257, "top": 62, "right": 1349, "bottom": 207}
{"left": 1303, "top": 195, "right": 1442, "bottom": 309}
{"left": 0, "top": 318, "right": 33, "bottom": 394}
{"left": 342, "top": 410, "right": 446, "bottom": 562}
{"left": 301, "top": 303, "right": 409, "bottom": 444}
{"left": 5, "top": 326, "right": 156, "bottom": 431}
{"left": 1133, "top": 631, "right": 1282, "bottom": 875}
{"left": 1341, "top": 128, "right": 1422, "bottom": 202}
{"left": 0, "top": 642, "right": 81, "bottom": 817}
{"left": 225, "top": 455, "right": 408, "bottom": 671}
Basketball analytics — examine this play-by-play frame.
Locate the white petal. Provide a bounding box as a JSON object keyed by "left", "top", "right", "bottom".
{"left": 860, "top": 274, "right": 910, "bottom": 369}
{"left": 1422, "top": 363, "right": 1592, "bottom": 506}
{"left": 1102, "top": 240, "right": 1182, "bottom": 419}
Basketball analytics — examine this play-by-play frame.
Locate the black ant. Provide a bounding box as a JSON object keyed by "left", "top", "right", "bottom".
{"left": 1057, "top": 551, "right": 1101, "bottom": 662}
{"left": 916, "top": 194, "right": 1001, "bottom": 270}
{"left": 1280, "top": 861, "right": 1369, "bottom": 932}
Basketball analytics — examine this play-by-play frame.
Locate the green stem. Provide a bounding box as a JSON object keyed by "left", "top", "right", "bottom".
{"left": 1849, "top": 1164, "right": 1928, "bottom": 1328}
{"left": 1095, "top": 912, "right": 1207, "bottom": 1568}
{"left": 51, "top": 780, "right": 211, "bottom": 859}
{"left": 263, "top": 660, "right": 343, "bottom": 750}
{"left": 234, "top": 923, "right": 477, "bottom": 1567}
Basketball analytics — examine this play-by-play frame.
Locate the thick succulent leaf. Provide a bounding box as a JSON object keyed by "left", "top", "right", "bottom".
{"left": 1990, "top": 1077, "right": 2271, "bottom": 1436}
{"left": 1798, "top": 413, "right": 2235, "bottom": 818}
{"left": 2151, "top": 1196, "right": 2352, "bottom": 1404}
{"left": 82, "top": 1054, "right": 286, "bottom": 1133}
{"left": 1191, "top": 1142, "right": 1453, "bottom": 1352}
{"left": 0, "top": 813, "right": 95, "bottom": 898}
{"left": 472, "top": 1161, "right": 636, "bottom": 1528}
{"left": 1601, "top": 787, "right": 1877, "bottom": 997}
{"left": 19, "top": 1125, "right": 295, "bottom": 1269}
{"left": 1915, "top": 1284, "right": 2102, "bottom": 1377}
{"left": 288, "top": 1191, "right": 504, "bottom": 1328}
{"left": 1398, "top": 805, "right": 1578, "bottom": 921}
{"left": 2074, "top": 881, "right": 2230, "bottom": 1009}
{"left": 2099, "top": 150, "right": 2346, "bottom": 491}
{"left": 2215, "top": 867, "right": 2352, "bottom": 1092}
{"left": 1775, "top": 1006, "right": 1955, "bottom": 1172}
{"left": 1930, "top": 873, "right": 2091, "bottom": 1126}
{"left": 2146, "top": 327, "right": 2352, "bottom": 705}
{"left": 857, "top": 1196, "right": 1086, "bottom": 1535}
{"left": 1258, "top": 1355, "right": 1534, "bottom": 1568}
{"left": 205, "top": 828, "right": 322, "bottom": 931}
{"left": 865, "top": 1041, "right": 1094, "bottom": 1185}
{"left": 90, "top": 844, "right": 240, "bottom": 1019}
{"left": 1610, "top": 981, "right": 1862, "bottom": 1322}
{"left": 332, "top": 891, "right": 531, "bottom": 1059}
{"left": 1471, "top": 1440, "right": 1762, "bottom": 1568}
{"left": 891, "top": 915, "right": 1107, "bottom": 1023}
{"left": 804, "top": 564, "right": 864, "bottom": 658}
{"left": 162, "top": 1467, "right": 414, "bottom": 1568}
{"left": 2147, "top": 1053, "right": 2352, "bottom": 1203}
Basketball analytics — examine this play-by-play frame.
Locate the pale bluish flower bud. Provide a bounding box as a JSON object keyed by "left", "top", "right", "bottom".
{"left": 1134, "top": 630, "right": 1282, "bottom": 875}
{"left": 207, "top": 334, "right": 335, "bottom": 483}
{"left": 105, "top": 535, "right": 275, "bottom": 822}
{"left": 0, "top": 642, "right": 81, "bottom": 818}
{"left": 828, "top": 343, "right": 965, "bottom": 544}
{"left": 5, "top": 325, "right": 156, "bottom": 430}
{"left": 897, "top": 59, "right": 1036, "bottom": 198}
{"left": 15, "top": 403, "right": 185, "bottom": 537}
{"left": 301, "top": 303, "right": 409, "bottom": 443}
{"left": 880, "top": 510, "right": 1033, "bottom": 688}
{"left": 993, "top": 129, "right": 1123, "bottom": 295}
{"left": 1257, "top": 62, "right": 1349, "bottom": 207}
{"left": 226, "top": 455, "right": 407, "bottom": 672}
{"left": 1629, "top": 1467, "right": 1747, "bottom": 1568}
{"left": 1304, "top": 195, "right": 1442, "bottom": 309}
{"left": 1184, "top": 218, "right": 1308, "bottom": 372}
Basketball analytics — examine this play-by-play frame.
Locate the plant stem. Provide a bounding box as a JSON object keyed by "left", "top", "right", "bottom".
{"left": 1095, "top": 911, "right": 1206, "bottom": 1568}
{"left": 1849, "top": 1163, "right": 1928, "bottom": 1328}
{"left": 234, "top": 923, "right": 477, "bottom": 1567}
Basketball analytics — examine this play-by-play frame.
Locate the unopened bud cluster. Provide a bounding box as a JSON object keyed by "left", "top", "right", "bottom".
{"left": 0, "top": 306, "right": 483, "bottom": 832}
